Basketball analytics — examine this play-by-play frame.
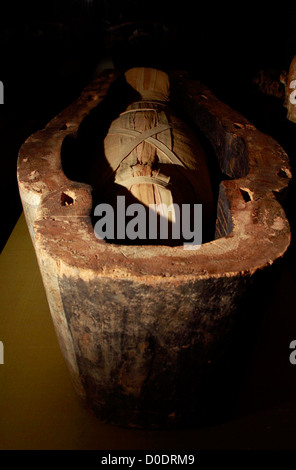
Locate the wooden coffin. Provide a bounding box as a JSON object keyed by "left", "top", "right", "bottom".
{"left": 17, "top": 68, "right": 291, "bottom": 428}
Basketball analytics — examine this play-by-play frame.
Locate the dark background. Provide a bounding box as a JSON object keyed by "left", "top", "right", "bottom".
{"left": 1, "top": 0, "right": 296, "bottom": 452}
{"left": 1, "top": 0, "right": 296, "bottom": 252}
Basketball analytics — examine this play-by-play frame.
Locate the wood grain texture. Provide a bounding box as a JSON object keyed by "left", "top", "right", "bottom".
{"left": 17, "top": 68, "right": 291, "bottom": 428}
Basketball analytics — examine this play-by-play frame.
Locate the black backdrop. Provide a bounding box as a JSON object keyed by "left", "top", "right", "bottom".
{"left": 0, "top": 0, "right": 295, "bottom": 251}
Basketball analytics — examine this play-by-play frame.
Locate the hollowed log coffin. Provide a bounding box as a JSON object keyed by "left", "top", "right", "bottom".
{"left": 17, "top": 68, "right": 291, "bottom": 428}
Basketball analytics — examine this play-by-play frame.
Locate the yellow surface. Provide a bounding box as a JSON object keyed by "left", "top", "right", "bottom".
{"left": 1, "top": 213, "right": 296, "bottom": 450}
{"left": 0, "top": 214, "right": 206, "bottom": 450}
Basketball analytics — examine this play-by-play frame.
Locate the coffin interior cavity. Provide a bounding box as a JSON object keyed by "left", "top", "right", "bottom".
{"left": 60, "top": 74, "right": 236, "bottom": 246}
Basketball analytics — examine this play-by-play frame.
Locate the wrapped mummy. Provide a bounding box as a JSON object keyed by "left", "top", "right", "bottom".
{"left": 96, "top": 67, "right": 215, "bottom": 244}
